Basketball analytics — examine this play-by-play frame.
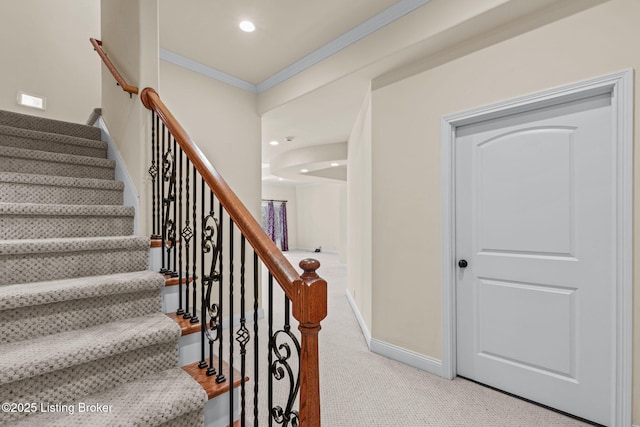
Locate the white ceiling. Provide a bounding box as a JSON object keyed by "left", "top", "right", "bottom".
{"left": 158, "top": 0, "right": 602, "bottom": 186}
{"left": 159, "top": 0, "right": 399, "bottom": 85}
{"left": 159, "top": 0, "right": 408, "bottom": 185}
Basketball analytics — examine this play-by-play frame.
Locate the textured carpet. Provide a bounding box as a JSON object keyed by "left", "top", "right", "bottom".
{"left": 275, "top": 251, "right": 591, "bottom": 427}
{"left": 0, "top": 110, "right": 206, "bottom": 426}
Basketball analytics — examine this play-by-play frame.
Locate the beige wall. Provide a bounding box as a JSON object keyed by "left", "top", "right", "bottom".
{"left": 262, "top": 183, "right": 299, "bottom": 250}
{"left": 0, "top": 0, "right": 100, "bottom": 123}
{"left": 101, "top": 0, "right": 158, "bottom": 236}
{"left": 370, "top": 0, "right": 640, "bottom": 421}
{"left": 158, "top": 61, "right": 261, "bottom": 219}
{"left": 296, "top": 183, "right": 345, "bottom": 254}
{"left": 347, "top": 91, "right": 373, "bottom": 330}
{"left": 159, "top": 60, "right": 262, "bottom": 311}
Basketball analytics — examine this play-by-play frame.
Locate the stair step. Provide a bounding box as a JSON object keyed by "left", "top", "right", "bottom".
{"left": 0, "top": 271, "right": 164, "bottom": 343}
{"left": 0, "top": 145, "right": 115, "bottom": 180}
{"left": 182, "top": 359, "right": 245, "bottom": 400}
{"left": 0, "top": 314, "right": 200, "bottom": 426}
{"left": 0, "top": 236, "right": 149, "bottom": 285}
{"left": 0, "top": 203, "right": 134, "bottom": 239}
{"left": 0, "top": 124, "right": 107, "bottom": 158}
{"left": 0, "top": 109, "right": 102, "bottom": 141}
{"left": 0, "top": 172, "right": 123, "bottom": 205}
{"left": 167, "top": 311, "right": 202, "bottom": 336}
{"left": 9, "top": 367, "right": 207, "bottom": 427}
{"left": 0, "top": 313, "right": 179, "bottom": 386}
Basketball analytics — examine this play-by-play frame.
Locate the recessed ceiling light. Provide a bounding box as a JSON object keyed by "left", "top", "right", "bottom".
{"left": 278, "top": 178, "right": 284, "bottom": 181}
{"left": 330, "top": 162, "right": 339, "bottom": 167}
{"left": 269, "top": 140, "right": 279, "bottom": 146}
{"left": 300, "top": 169, "right": 309, "bottom": 173}
{"left": 239, "top": 20, "right": 255, "bottom": 32}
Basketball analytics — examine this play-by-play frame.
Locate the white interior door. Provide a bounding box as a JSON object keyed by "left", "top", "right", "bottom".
{"left": 455, "top": 93, "right": 615, "bottom": 425}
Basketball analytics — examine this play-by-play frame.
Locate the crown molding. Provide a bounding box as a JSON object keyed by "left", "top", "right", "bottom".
{"left": 256, "top": 0, "right": 432, "bottom": 93}
{"left": 160, "top": 48, "right": 258, "bottom": 94}
{"left": 161, "top": 0, "right": 432, "bottom": 94}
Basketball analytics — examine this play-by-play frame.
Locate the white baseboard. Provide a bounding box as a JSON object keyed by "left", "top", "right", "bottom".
{"left": 345, "top": 288, "right": 371, "bottom": 346}
{"left": 297, "top": 248, "right": 339, "bottom": 255}
{"left": 369, "top": 338, "right": 444, "bottom": 378}
{"left": 344, "top": 289, "right": 444, "bottom": 377}
{"left": 93, "top": 116, "right": 140, "bottom": 235}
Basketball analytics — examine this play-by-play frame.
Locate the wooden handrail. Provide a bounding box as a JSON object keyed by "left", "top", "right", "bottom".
{"left": 90, "top": 38, "right": 139, "bottom": 95}
{"left": 140, "top": 88, "right": 298, "bottom": 299}
{"left": 141, "top": 87, "right": 326, "bottom": 426}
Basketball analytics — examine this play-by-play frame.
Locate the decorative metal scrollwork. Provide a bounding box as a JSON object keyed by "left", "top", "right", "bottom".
{"left": 148, "top": 162, "right": 158, "bottom": 179}
{"left": 236, "top": 324, "right": 250, "bottom": 353}
{"left": 202, "top": 210, "right": 223, "bottom": 372}
{"left": 162, "top": 148, "right": 174, "bottom": 183}
{"left": 270, "top": 327, "right": 301, "bottom": 427}
{"left": 205, "top": 303, "right": 220, "bottom": 343}
{"left": 161, "top": 148, "right": 176, "bottom": 274}
{"left": 181, "top": 225, "right": 193, "bottom": 243}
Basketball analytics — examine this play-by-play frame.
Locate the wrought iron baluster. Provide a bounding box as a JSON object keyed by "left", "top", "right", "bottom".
{"left": 229, "top": 219, "right": 235, "bottom": 427}
{"left": 191, "top": 166, "right": 199, "bottom": 324}
{"left": 176, "top": 147, "right": 184, "bottom": 315}
{"left": 236, "top": 235, "right": 249, "bottom": 427}
{"left": 172, "top": 136, "right": 178, "bottom": 277}
{"left": 148, "top": 112, "right": 159, "bottom": 239}
{"left": 200, "top": 177, "right": 207, "bottom": 369}
{"left": 271, "top": 293, "right": 300, "bottom": 426}
{"left": 201, "top": 180, "right": 221, "bottom": 375}
{"left": 163, "top": 135, "right": 176, "bottom": 276}
{"left": 268, "top": 273, "right": 274, "bottom": 427}
{"left": 202, "top": 189, "right": 220, "bottom": 376}
{"left": 182, "top": 158, "right": 192, "bottom": 320}
{"left": 215, "top": 201, "right": 227, "bottom": 384}
{"left": 156, "top": 115, "right": 161, "bottom": 240}
{"left": 254, "top": 250, "right": 260, "bottom": 427}
{"left": 216, "top": 205, "right": 226, "bottom": 384}
{"left": 160, "top": 122, "right": 166, "bottom": 274}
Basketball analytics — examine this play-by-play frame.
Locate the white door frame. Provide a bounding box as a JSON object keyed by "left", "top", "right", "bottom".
{"left": 440, "top": 70, "right": 633, "bottom": 427}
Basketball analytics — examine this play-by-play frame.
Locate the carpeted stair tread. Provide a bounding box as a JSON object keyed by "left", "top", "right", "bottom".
{"left": 0, "top": 124, "right": 107, "bottom": 158}
{"left": 0, "top": 271, "right": 163, "bottom": 311}
{"left": 0, "top": 172, "right": 123, "bottom": 205}
{"left": 10, "top": 367, "right": 207, "bottom": 427}
{"left": 0, "top": 236, "right": 149, "bottom": 285}
{"left": 0, "top": 202, "right": 133, "bottom": 217}
{"left": 0, "top": 278, "right": 163, "bottom": 344}
{"left": 0, "top": 110, "right": 102, "bottom": 141}
{"left": 0, "top": 313, "right": 180, "bottom": 385}
{"left": 0, "top": 203, "right": 134, "bottom": 239}
{"left": 0, "top": 172, "right": 122, "bottom": 190}
{"left": 0, "top": 235, "right": 148, "bottom": 256}
{"left": 0, "top": 145, "right": 115, "bottom": 179}
{"left": 0, "top": 110, "right": 208, "bottom": 426}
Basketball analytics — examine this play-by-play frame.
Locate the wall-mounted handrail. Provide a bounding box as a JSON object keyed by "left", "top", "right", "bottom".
{"left": 90, "top": 38, "right": 139, "bottom": 96}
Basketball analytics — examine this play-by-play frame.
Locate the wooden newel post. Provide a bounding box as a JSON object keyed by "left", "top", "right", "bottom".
{"left": 293, "top": 258, "right": 327, "bottom": 427}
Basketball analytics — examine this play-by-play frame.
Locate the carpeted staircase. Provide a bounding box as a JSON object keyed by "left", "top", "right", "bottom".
{"left": 0, "top": 110, "right": 207, "bottom": 426}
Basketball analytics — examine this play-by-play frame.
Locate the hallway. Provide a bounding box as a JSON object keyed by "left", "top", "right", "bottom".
{"left": 282, "top": 251, "right": 592, "bottom": 427}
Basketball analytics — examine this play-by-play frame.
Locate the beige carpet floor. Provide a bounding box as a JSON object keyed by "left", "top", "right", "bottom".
{"left": 280, "top": 250, "right": 592, "bottom": 427}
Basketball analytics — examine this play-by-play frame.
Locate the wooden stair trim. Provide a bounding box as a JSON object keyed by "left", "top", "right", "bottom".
{"left": 165, "top": 311, "right": 201, "bottom": 336}
{"left": 164, "top": 274, "right": 193, "bottom": 287}
{"left": 150, "top": 238, "right": 181, "bottom": 248}
{"left": 182, "top": 358, "right": 246, "bottom": 400}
